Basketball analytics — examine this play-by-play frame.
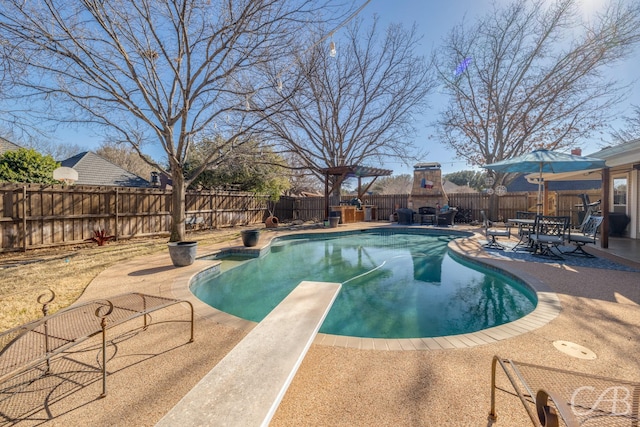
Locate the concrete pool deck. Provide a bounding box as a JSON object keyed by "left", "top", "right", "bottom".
{"left": 5, "top": 222, "right": 639, "bottom": 426}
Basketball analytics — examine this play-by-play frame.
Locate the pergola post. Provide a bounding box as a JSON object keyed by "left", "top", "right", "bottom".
{"left": 324, "top": 170, "right": 330, "bottom": 219}
{"left": 601, "top": 167, "right": 610, "bottom": 248}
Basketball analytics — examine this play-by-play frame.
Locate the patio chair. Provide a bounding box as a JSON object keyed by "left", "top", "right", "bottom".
{"left": 436, "top": 208, "right": 457, "bottom": 227}
{"left": 490, "top": 356, "right": 640, "bottom": 427}
{"left": 530, "top": 215, "right": 569, "bottom": 260}
{"left": 563, "top": 215, "right": 603, "bottom": 258}
{"left": 481, "top": 210, "right": 511, "bottom": 250}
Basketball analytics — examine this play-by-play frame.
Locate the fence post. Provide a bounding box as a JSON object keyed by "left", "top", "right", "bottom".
{"left": 209, "top": 192, "right": 214, "bottom": 229}
{"left": 115, "top": 187, "right": 119, "bottom": 241}
{"left": 22, "top": 185, "right": 27, "bottom": 252}
{"left": 213, "top": 193, "right": 218, "bottom": 229}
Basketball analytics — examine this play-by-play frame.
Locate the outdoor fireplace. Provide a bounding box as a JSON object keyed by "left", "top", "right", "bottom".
{"left": 409, "top": 162, "right": 448, "bottom": 209}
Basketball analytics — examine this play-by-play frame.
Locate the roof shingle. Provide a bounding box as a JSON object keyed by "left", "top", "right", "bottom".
{"left": 0, "top": 137, "right": 22, "bottom": 155}
{"left": 60, "top": 151, "right": 149, "bottom": 187}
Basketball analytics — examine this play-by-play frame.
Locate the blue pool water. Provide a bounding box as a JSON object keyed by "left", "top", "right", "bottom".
{"left": 191, "top": 229, "right": 537, "bottom": 338}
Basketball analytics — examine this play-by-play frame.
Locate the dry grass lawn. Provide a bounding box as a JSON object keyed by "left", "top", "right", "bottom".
{"left": 0, "top": 228, "right": 243, "bottom": 332}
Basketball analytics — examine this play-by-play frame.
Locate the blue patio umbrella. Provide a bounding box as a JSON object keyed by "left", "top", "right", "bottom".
{"left": 483, "top": 149, "right": 606, "bottom": 214}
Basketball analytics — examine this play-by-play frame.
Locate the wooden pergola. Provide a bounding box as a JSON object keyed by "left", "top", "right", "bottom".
{"left": 321, "top": 165, "right": 393, "bottom": 218}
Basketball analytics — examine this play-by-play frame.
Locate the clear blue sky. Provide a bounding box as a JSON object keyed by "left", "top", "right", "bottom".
{"left": 54, "top": 0, "right": 638, "bottom": 177}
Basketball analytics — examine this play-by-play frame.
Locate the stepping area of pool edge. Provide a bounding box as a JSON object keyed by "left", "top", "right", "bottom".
{"left": 156, "top": 280, "right": 341, "bottom": 427}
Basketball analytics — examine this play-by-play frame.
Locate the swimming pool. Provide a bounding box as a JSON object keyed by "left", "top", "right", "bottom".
{"left": 191, "top": 229, "right": 537, "bottom": 338}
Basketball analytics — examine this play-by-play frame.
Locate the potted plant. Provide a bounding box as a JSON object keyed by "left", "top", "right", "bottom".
{"left": 241, "top": 229, "right": 260, "bottom": 247}
{"left": 167, "top": 241, "right": 198, "bottom": 267}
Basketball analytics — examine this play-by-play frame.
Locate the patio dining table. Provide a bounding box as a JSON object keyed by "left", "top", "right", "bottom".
{"left": 507, "top": 218, "right": 536, "bottom": 251}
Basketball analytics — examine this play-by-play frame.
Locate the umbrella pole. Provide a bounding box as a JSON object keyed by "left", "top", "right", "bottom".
{"left": 537, "top": 165, "right": 542, "bottom": 216}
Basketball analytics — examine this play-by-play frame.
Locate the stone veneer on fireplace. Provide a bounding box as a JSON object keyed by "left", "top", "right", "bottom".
{"left": 409, "top": 163, "right": 448, "bottom": 210}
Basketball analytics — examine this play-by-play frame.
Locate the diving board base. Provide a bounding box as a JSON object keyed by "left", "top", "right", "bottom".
{"left": 156, "top": 280, "right": 341, "bottom": 427}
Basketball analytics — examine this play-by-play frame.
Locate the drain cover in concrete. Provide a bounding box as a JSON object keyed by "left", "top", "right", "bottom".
{"left": 553, "top": 340, "right": 597, "bottom": 359}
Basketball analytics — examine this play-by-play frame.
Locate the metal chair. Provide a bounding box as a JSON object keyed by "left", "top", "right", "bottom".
{"left": 563, "top": 215, "right": 603, "bottom": 257}
{"left": 530, "top": 215, "right": 570, "bottom": 259}
{"left": 481, "top": 210, "right": 511, "bottom": 249}
{"left": 577, "top": 193, "right": 601, "bottom": 229}
{"left": 490, "top": 356, "right": 640, "bottom": 427}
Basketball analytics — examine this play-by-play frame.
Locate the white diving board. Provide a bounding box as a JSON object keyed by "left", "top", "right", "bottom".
{"left": 156, "top": 281, "right": 341, "bottom": 427}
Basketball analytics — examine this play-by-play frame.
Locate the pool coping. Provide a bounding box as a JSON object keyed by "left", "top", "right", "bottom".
{"left": 174, "top": 224, "right": 561, "bottom": 351}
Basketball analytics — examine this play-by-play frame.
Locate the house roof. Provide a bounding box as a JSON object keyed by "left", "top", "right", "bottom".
{"left": 529, "top": 138, "right": 640, "bottom": 183}
{"left": 0, "top": 137, "right": 21, "bottom": 155}
{"left": 590, "top": 137, "right": 640, "bottom": 167}
{"left": 60, "top": 151, "right": 150, "bottom": 187}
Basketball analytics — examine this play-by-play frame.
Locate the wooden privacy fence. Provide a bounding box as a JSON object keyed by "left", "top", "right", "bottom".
{"left": 274, "top": 194, "right": 410, "bottom": 223}
{"left": 275, "top": 190, "right": 601, "bottom": 225}
{"left": 0, "top": 184, "right": 267, "bottom": 252}
{"left": 438, "top": 190, "right": 600, "bottom": 223}
{"left": 0, "top": 183, "right": 600, "bottom": 252}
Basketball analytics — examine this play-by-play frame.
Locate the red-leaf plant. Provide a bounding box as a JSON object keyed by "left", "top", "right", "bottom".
{"left": 89, "top": 229, "right": 115, "bottom": 246}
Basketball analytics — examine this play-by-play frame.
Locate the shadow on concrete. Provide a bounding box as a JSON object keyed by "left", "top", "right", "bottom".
{"left": 128, "top": 265, "right": 176, "bottom": 276}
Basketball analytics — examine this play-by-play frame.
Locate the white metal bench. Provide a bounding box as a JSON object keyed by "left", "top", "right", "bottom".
{"left": 0, "top": 291, "right": 194, "bottom": 398}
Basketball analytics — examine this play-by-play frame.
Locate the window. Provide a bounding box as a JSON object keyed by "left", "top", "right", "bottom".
{"left": 613, "top": 177, "right": 627, "bottom": 210}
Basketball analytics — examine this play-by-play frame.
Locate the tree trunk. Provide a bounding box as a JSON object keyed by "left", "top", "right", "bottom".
{"left": 488, "top": 193, "right": 500, "bottom": 222}
{"left": 329, "top": 175, "right": 343, "bottom": 206}
{"left": 170, "top": 172, "right": 186, "bottom": 242}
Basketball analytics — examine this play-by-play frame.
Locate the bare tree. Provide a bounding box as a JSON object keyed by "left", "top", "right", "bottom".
{"left": 610, "top": 104, "right": 640, "bottom": 143}
{"left": 0, "top": 129, "right": 86, "bottom": 159}
{"left": 370, "top": 174, "right": 413, "bottom": 195}
{"left": 434, "top": 0, "right": 640, "bottom": 191}
{"left": 0, "top": 0, "right": 345, "bottom": 241}
{"left": 0, "top": 36, "right": 37, "bottom": 137}
{"left": 261, "top": 17, "right": 435, "bottom": 194}
{"left": 281, "top": 155, "right": 324, "bottom": 196}
{"left": 97, "top": 142, "right": 155, "bottom": 180}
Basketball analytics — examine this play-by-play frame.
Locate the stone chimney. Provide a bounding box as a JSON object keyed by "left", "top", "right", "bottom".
{"left": 409, "top": 163, "right": 448, "bottom": 209}
{"left": 571, "top": 148, "right": 582, "bottom": 156}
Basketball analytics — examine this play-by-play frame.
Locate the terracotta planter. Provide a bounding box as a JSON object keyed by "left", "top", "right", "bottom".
{"left": 167, "top": 241, "right": 198, "bottom": 267}
{"left": 241, "top": 230, "right": 260, "bottom": 247}
{"left": 265, "top": 216, "right": 279, "bottom": 228}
